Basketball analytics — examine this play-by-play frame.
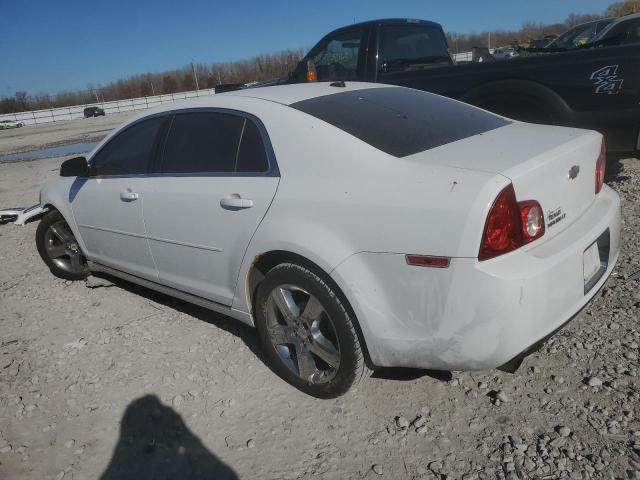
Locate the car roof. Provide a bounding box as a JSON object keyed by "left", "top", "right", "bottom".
{"left": 135, "top": 82, "right": 389, "bottom": 116}
{"left": 104, "top": 82, "right": 393, "bottom": 134}
{"left": 220, "top": 82, "right": 387, "bottom": 105}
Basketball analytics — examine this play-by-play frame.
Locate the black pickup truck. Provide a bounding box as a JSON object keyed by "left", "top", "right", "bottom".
{"left": 282, "top": 18, "right": 640, "bottom": 154}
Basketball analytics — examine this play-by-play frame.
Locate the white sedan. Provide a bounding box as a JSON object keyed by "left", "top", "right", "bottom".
{"left": 27, "top": 83, "right": 620, "bottom": 397}
{"left": 0, "top": 119, "right": 25, "bottom": 129}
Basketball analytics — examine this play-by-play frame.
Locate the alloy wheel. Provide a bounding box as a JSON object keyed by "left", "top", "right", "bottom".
{"left": 265, "top": 284, "right": 341, "bottom": 384}
{"left": 43, "top": 220, "right": 86, "bottom": 275}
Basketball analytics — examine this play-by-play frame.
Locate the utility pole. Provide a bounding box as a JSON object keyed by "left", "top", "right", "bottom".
{"left": 97, "top": 84, "right": 105, "bottom": 106}
{"left": 191, "top": 61, "right": 199, "bottom": 91}
{"left": 150, "top": 82, "right": 156, "bottom": 96}
{"left": 488, "top": 32, "right": 491, "bottom": 50}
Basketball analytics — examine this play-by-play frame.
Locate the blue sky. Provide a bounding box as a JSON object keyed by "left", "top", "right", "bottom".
{"left": 0, "top": 0, "right": 613, "bottom": 95}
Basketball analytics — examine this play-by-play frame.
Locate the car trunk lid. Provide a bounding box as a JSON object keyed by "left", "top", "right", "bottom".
{"left": 418, "top": 122, "right": 603, "bottom": 242}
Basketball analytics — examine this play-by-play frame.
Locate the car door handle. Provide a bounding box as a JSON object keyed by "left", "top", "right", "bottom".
{"left": 120, "top": 189, "right": 139, "bottom": 202}
{"left": 220, "top": 194, "right": 253, "bottom": 210}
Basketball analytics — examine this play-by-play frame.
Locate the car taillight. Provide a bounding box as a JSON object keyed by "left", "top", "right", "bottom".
{"left": 479, "top": 184, "right": 545, "bottom": 261}
{"left": 519, "top": 201, "right": 545, "bottom": 244}
{"left": 595, "top": 138, "right": 606, "bottom": 194}
{"left": 478, "top": 184, "right": 522, "bottom": 261}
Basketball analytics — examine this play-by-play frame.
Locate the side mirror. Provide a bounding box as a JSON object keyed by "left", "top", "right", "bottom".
{"left": 305, "top": 60, "right": 318, "bottom": 82}
{"left": 293, "top": 59, "right": 317, "bottom": 82}
{"left": 60, "top": 156, "right": 89, "bottom": 177}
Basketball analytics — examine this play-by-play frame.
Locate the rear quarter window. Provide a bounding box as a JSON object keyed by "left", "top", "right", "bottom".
{"left": 290, "top": 87, "right": 510, "bottom": 157}
{"left": 236, "top": 119, "right": 269, "bottom": 173}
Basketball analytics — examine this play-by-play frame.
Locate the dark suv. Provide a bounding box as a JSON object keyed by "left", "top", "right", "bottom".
{"left": 84, "top": 106, "right": 105, "bottom": 118}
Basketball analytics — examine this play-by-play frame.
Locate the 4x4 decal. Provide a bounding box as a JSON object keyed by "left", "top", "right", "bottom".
{"left": 590, "top": 65, "right": 624, "bottom": 95}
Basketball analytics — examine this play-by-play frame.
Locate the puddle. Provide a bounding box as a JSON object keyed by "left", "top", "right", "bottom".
{"left": 0, "top": 142, "right": 97, "bottom": 162}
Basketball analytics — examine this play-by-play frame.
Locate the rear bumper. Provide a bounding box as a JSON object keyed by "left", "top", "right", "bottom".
{"left": 331, "top": 185, "right": 621, "bottom": 370}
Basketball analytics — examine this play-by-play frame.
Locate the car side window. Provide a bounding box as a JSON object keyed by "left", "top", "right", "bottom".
{"left": 308, "top": 29, "right": 364, "bottom": 81}
{"left": 161, "top": 112, "right": 244, "bottom": 174}
{"left": 236, "top": 119, "right": 269, "bottom": 173}
{"left": 91, "top": 116, "right": 165, "bottom": 176}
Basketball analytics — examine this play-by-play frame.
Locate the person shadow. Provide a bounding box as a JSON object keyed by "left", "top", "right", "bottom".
{"left": 100, "top": 394, "right": 238, "bottom": 480}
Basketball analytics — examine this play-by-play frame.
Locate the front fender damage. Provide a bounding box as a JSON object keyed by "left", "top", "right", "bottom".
{"left": 0, "top": 204, "right": 47, "bottom": 225}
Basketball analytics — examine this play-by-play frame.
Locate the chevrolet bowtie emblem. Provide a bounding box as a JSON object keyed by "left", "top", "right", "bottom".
{"left": 568, "top": 165, "right": 580, "bottom": 180}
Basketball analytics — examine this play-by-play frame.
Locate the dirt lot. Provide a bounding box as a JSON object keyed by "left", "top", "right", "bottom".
{"left": 0, "top": 133, "right": 639, "bottom": 478}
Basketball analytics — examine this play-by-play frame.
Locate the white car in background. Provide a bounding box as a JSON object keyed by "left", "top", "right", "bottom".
{"left": 491, "top": 47, "right": 519, "bottom": 60}
{"left": 24, "top": 83, "right": 620, "bottom": 397}
{"left": 0, "top": 119, "right": 25, "bottom": 129}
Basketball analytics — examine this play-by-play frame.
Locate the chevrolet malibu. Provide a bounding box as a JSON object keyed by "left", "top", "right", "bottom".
{"left": 27, "top": 83, "right": 620, "bottom": 398}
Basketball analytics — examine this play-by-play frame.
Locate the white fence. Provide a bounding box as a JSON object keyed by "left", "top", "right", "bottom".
{"left": 452, "top": 51, "right": 473, "bottom": 62}
{"left": 0, "top": 87, "right": 218, "bottom": 126}
{"left": 452, "top": 49, "right": 496, "bottom": 63}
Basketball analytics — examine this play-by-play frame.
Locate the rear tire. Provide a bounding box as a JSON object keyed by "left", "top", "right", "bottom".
{"left": 254, "top": 263, "right": 371, "bottom": 398}
{"left": 36, "top": 210, "right": 89, "bottom": 281}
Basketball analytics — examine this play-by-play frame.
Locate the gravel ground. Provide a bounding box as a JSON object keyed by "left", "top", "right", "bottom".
{"left": 0, "top": 154, "right": 639, "bottom": 480}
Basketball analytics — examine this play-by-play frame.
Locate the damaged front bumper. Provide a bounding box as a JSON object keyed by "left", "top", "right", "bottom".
{"left": 0, "top": 204, "right": 46, "bottom": 225}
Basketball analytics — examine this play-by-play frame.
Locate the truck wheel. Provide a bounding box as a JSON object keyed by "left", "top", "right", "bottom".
{"left": 36, "top": 210, "right": 89, "bottom": 281}
{"left": 254, "top": 263, "right": 371, "bottom": 398}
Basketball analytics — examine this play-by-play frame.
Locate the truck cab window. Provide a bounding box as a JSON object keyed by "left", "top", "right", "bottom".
{"left": 611, "top": 18, "right": 640, "bottom": 45}
{"left": 307, "top": 29, "right": 364, "bottom": 81}
{"left": 378, "top": 24, "right": 450, "bottom": 73}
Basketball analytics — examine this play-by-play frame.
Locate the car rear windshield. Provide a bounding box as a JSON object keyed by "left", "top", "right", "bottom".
{"left": 290, "top": 87, "right": 510, "bottom": 157}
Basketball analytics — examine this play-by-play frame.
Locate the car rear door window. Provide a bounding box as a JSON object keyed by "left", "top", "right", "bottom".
{"left": 160, "top": 111, "right": 272, "bottom": 174}
{"left": 162, "top": 112, "right": 244, "bottom": 174}
{"left": 378, "top": 24, "right": 451, "bottom": 72}
{"left": 91, "top": 116, "right": 165, "bottom": 176}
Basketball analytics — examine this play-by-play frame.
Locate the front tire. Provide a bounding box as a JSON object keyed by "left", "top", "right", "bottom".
{"left": 36, "top": 210, "right": 89, "bottom": 281}
{"left": 254, "top": 263, "right": 371, "bottom": 398}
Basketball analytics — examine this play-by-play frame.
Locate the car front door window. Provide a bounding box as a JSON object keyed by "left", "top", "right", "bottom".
{"left": 91, "top": 116, "right": 165, "bottom": 176}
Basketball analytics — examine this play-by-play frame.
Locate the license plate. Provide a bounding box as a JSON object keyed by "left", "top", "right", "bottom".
{"left": 583, "top": 241, "right": 601, "bottom": 290}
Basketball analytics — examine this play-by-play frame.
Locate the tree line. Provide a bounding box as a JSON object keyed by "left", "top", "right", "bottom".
{"left": 0, "top": 49, "right": 304, "bottom": 115}
{"left": 1, "top": 0, "right": 638, "bottom": 115}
